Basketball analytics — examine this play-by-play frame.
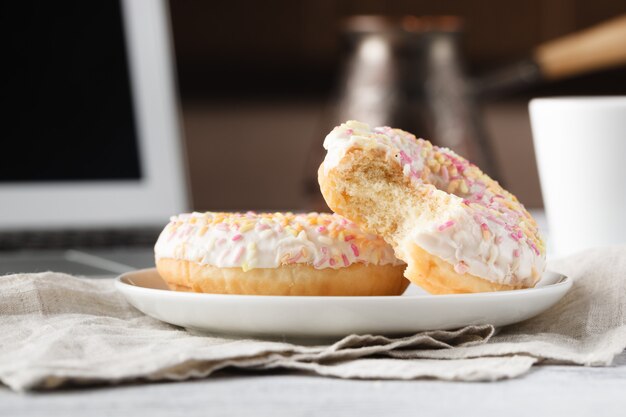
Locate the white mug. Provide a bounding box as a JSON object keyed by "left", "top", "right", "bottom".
{"left": 529, "top": 97, "right": 626, "bottom": 257}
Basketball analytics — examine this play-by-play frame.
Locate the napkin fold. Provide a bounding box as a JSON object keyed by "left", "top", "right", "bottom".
{"left": 1, "top": 246, "right": 625, "bottom": 391}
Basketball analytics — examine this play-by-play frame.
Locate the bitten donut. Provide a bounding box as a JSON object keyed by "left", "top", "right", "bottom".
{"left": 154, "top": 211, "right": 408, "bottom": 296}
{"left": 318, "top": 120, "right": 546, "bottom": 294}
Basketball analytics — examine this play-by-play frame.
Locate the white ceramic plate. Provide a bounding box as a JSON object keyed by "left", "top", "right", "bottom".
{"left": 116, "top": 269, "right": 571, "bottom": 338}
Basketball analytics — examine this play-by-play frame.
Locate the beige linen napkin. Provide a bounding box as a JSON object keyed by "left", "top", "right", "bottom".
{"left": 1, "top": 246, "right": 625, "bottom": 391}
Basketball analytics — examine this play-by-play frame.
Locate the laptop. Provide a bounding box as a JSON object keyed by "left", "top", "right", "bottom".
{"left": 0, "top": 0, "right": 189, "bottom": 276}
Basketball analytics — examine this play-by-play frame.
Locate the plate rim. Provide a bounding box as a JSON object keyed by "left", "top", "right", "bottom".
{"left": 115, "top": 268, "right": 572, "bottom": 301}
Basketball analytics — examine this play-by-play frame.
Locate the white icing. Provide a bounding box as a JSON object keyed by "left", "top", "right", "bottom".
{"left": 155, "top": 212, "right": 404, "bottom": 271}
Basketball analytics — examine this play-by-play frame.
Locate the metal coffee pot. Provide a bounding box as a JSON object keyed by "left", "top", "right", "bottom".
{"left": 333, "top": 14, "right": 626, "bottom": 180}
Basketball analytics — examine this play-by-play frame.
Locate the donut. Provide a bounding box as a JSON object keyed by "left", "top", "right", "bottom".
{"left": 154, "top": 211, "right": 408, "bottom": 296}
{"left": 318, "top": 120, "right": 546, "bottom": 294}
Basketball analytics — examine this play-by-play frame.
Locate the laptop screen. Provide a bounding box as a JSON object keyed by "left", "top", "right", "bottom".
{"left": 3, "top": 1, "right": 142, "bottom": 183}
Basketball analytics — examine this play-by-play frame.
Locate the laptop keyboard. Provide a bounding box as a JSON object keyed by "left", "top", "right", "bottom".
{"left": 0, "top": 228, "right": 161, "bottom": 251}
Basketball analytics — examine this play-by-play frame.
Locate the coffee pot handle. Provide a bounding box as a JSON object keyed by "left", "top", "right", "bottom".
{"left": 535, "top": 14, "right": 626, "bottom": 80}
{"left": 475, "top": 14, "right": 626, "bottom": 97}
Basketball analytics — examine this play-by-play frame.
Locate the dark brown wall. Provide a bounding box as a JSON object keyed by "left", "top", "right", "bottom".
{"left": 170, "top": 0, "right": 626, "bottom": 97}
{"left": 168, "top": 0, "right": 626, "bottom": 212}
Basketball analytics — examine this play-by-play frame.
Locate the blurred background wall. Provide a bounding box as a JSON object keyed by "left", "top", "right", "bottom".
{"left": 167, "top": 0, "right": 626, "bottom": 212}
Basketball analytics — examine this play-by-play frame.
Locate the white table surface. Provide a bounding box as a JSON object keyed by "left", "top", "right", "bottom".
{"left": 3, "top": 210, "right": 625, "bottom": 415}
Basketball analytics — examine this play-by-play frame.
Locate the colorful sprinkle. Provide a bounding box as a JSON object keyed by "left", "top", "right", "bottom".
{"left": 399, "top": 150, "right": 412, "bottom": 164}
{"left": 438, "top": 220, "right": 455, "bottom": 232}
{"left": 454, "top": 261, "right": 469, "bottom": 274}
{"left": 233, "top": 246, "right": 245, "bottom": 263}
{"left": 480, "top": 223, "right": 491, "bottom": 240}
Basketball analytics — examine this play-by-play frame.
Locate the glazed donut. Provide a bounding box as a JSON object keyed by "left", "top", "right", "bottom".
{"left": 318, "top": 120, "right": 546, "bottom": 294}
{"left": 154, "top": 211, "right": 408, "bottom": 296}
